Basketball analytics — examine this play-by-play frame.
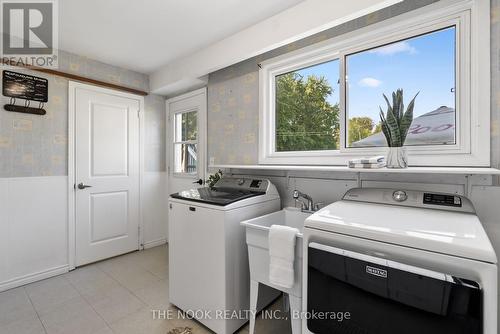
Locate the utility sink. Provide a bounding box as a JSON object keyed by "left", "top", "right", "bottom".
{"left": 241, "top": 206, "right": 310, "bottom": 236}
{"left": 241, "top": 207, "right": 312, "bottom": 296}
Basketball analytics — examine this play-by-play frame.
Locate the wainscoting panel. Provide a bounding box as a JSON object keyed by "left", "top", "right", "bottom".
{"left": 0, "top": 176, "right": 69, "bottom": 292}
{"left": 0, "top": 178, "right": 9, "bottom": 283}
{"left": 143, "top": 172, "right": 168, "bottom": 247}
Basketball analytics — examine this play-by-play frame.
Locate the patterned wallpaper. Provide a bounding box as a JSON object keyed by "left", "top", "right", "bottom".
{"left": 208, "top": 0, "right": 500, "bottom": 169}
{"left": 0, "top": 50, "right": 166, "bottom": 178}
{"left": 145, "top": 94, "right": 166, "bottom": 172}
{"left": 0, "top": 70, "right": 68, "bottom": 177}
{"left": 208, "top": 61, "right": 260, "bottom": 165}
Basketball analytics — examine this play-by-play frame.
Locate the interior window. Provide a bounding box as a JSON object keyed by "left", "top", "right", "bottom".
{"left": 346, "top": 27, "right": 456, "bottom": 148}
{"left": 275, "top": 59, "right": 340, "bottom": 152}
{"left": 174, "top": 110, "right": 198, "bottom": 173}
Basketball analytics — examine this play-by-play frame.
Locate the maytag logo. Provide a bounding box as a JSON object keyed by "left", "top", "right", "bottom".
{"left": 366, "top": 266, "right": 387, "bottom": 278}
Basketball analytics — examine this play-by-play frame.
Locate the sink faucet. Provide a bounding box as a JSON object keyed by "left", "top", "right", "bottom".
{"left": 293, "top": 190, "right": 314, "bottom": 212}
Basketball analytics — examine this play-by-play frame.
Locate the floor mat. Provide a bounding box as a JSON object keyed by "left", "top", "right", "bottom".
{"left": 167, "top": 327, "right": 193, "bottom": 334}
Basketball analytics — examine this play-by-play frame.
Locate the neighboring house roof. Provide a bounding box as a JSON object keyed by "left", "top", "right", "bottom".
{"left": 351, "top": 106, "right": 456, "bottom": 147}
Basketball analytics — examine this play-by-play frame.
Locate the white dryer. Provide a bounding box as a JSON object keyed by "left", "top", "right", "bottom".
{"left": 169, "top": 177, "right": 281, "bottom": 334}
{"left": 303, "top": 188, "right": 497, "bottom": 334}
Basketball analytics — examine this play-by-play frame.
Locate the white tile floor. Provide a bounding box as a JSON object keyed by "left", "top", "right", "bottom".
{"left": 0, "top": 245, "right": 291, "bottom": 334}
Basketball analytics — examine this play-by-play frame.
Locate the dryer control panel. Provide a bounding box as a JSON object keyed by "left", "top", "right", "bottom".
{"left": 214, "top": 177, "right": 269, "bottom": 193}
{"left": 423, "top": 193, "right": 462, "bottom": 207}
{"left": 343, "top": 188, "right": 474, "bottom": 213}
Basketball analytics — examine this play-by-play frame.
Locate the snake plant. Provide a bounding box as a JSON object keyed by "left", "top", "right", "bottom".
{"left": 379, "top": 89, "right": 419, "bottom": 147}
{"left": 206, "top": 169, "right": 223, "bottom": 189}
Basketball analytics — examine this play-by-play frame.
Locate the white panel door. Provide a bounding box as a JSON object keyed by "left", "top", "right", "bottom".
{"left": 167, "top": 88, "right": 207, "bottom": 194}
{"left": 75, "top": 87, "right": 140, "bottom": 266}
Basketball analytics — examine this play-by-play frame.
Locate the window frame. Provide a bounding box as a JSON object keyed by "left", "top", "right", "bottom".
{"left": 173, "top": 108, "right": 198, "bottom": 175}
{"left": 259, "top": 0, "right": 490, "bottom": 167}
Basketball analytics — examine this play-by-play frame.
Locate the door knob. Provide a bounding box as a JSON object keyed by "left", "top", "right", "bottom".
{"left": 77, "top": 183, "right": 92, "bottom": 190}
{"left": 193, "top": 179, "right": 203, "bottom": 185}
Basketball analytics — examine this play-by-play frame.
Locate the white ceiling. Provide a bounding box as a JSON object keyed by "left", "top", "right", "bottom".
{"left": 59, "top": 0, "right": 304, "bottom": 74}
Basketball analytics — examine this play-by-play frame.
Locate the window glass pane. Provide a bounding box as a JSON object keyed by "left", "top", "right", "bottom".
{"left": 175, "top": 111, "right": 197, "bottom": 142}
{"left": 275, "top": 59, "right": 340, "bottom": 152}
{"left": 174, "top": 143, "right": 197, "bottom": 173}
{"left": 346, "top": 27, "right": 456, "bottom": 148}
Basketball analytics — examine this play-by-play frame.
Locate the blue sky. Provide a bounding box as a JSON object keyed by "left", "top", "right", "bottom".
{"left": 294, "top": 27, "right": 456, "bottom": 124}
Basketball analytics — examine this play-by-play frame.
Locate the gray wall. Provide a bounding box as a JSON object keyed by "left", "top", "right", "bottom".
{"left": 207, "top": 0, "right": 500, "bottom": 170}
{"left": 492, "top": 0, "right": 500, "bottom": 171}
{"left": 0, "top": 50, "right": 166, "bottom": 177}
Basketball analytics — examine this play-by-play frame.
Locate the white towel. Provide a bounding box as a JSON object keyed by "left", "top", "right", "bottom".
{"left": 269, "top": 225, "right": 299, "bottom": 289}
{"left": 348, "top": 162, "right": 386, "bottom": 169}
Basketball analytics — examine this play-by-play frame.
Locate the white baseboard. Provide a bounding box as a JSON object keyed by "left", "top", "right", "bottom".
{"left": 143, "top": 238, "right": 167, "bottom": 249}
{"left": 0, "top": 265, "right": 69, "bottom": 292}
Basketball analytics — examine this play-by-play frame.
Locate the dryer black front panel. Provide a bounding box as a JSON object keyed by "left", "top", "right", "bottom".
{"left": 307, "top": 246, "right": 482, "bottom": 334}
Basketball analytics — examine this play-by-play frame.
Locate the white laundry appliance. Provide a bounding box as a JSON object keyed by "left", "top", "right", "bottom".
{"left": 168, "top": 177, "right": 281, "bottom": 334}
{"left": 303, "top": 188, "right": 497, "bottom": 334}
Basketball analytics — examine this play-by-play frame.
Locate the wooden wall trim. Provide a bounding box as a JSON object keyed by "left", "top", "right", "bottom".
{"left": 5, "top": 60, "right": 149, "bottom": 96}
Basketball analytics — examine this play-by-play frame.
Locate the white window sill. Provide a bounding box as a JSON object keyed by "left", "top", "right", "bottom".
{"left": 209, "top": 164, "right": 500, "bottom": 175}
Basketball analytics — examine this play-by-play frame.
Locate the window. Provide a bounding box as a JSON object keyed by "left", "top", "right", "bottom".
{"left": 174, "top": 110, "right": 198, "bottom": 174}
{"left": 259, "top": 0, "right": 490, "bottom": 166}
{"left": 346, "top": 27, "right": 456, "bottom": 148}
{"left": 275, "top": 59, "right": 340, "bottom": 152}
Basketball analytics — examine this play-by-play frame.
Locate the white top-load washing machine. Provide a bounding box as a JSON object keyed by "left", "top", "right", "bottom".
{"left": 303, "top": 188, "right": 497, "bottom": 334}
{"left": 168, "top": 177, "right": 280, "bottom": 334}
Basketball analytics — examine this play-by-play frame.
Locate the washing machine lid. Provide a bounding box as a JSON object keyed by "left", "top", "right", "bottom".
{"left": 169, "top": 177, "right": 280, "bottom": 209}
{"left": 170, "top": 187, "right": 263, "bottom": 206}
{"left": 305, "top": 189, "right": 497, "bottom": 264}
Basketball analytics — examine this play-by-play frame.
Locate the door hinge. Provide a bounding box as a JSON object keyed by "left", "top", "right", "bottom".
{"left": 137, "top": 110, "right": 140, "bottom": 118}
